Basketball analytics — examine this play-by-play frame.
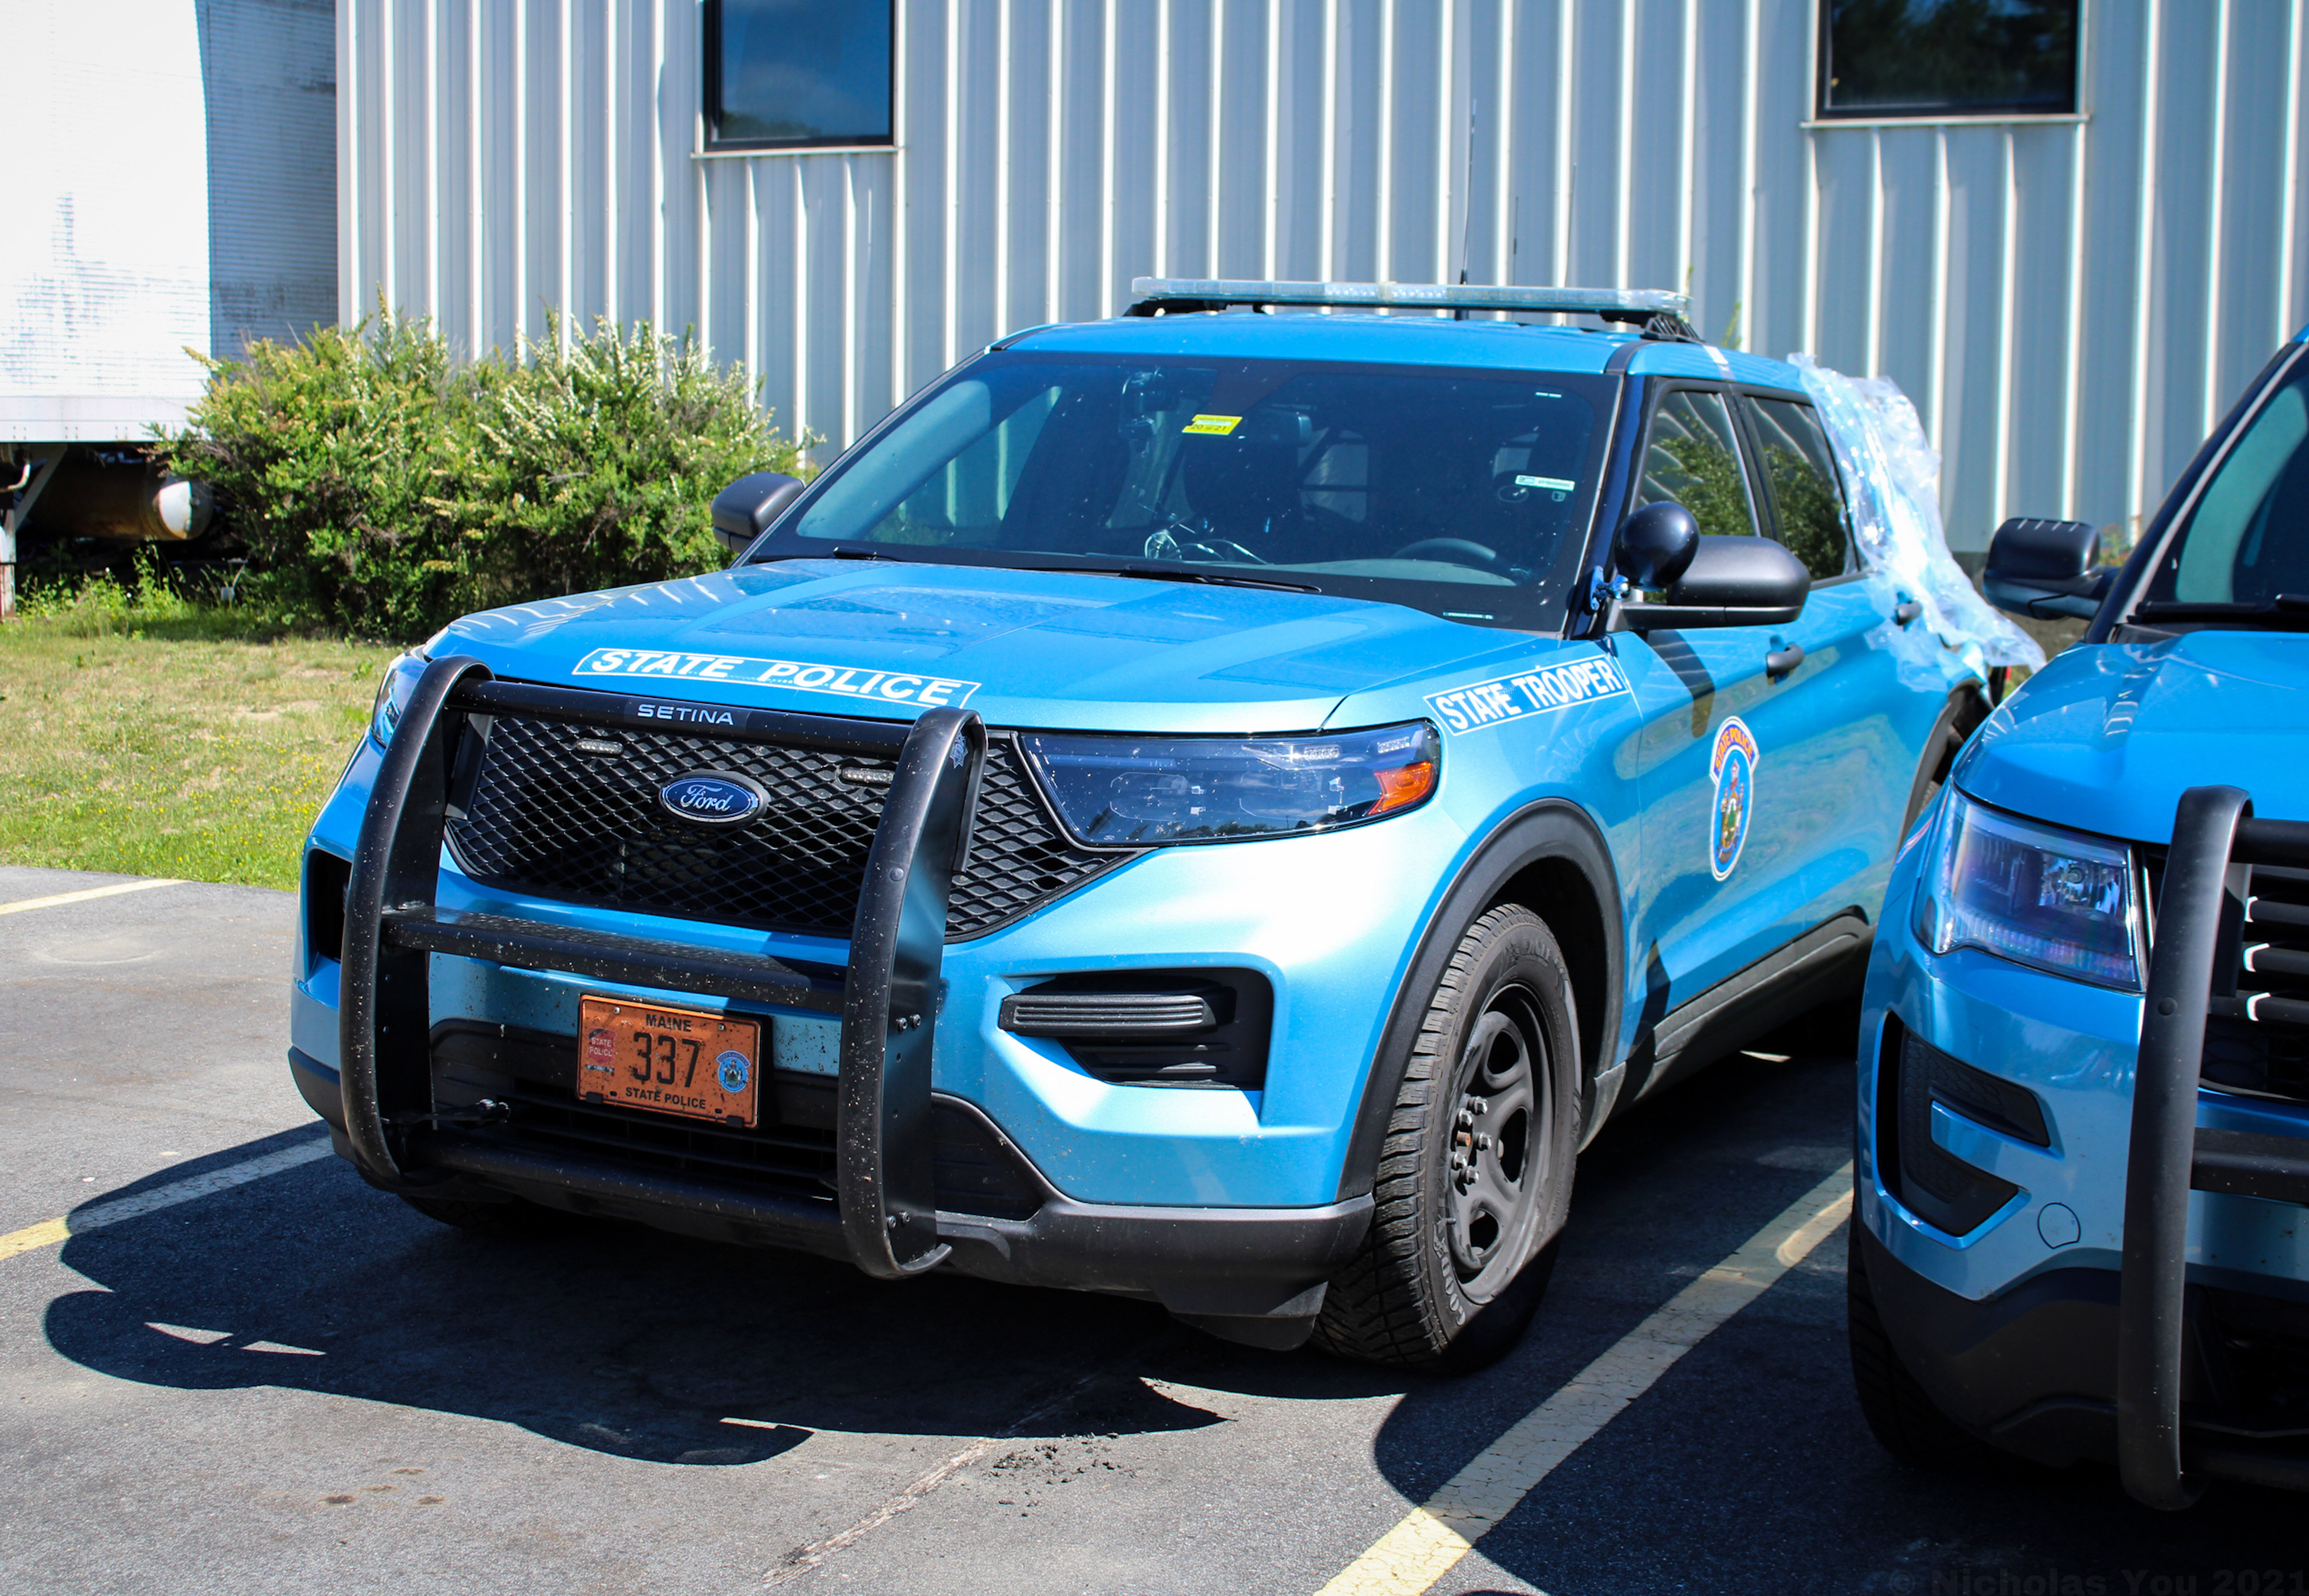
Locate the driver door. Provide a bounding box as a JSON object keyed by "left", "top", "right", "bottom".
{"left": 1618, "top": 386, "right": 1818, "bottom": 1012}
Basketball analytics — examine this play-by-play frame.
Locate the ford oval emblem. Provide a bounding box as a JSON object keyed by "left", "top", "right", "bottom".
{"left": 658, "top": 771, "right": 767, "bottom": 827}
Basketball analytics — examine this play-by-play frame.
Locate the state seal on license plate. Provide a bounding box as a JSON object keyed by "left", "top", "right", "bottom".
{"left": 577, "top": 996, "right": 762, "bottom": 1128}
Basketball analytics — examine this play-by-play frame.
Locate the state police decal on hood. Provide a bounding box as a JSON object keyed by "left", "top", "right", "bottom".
{"left": 1709, "top": 718, "right": 1758, "bottom": 880}
{"left": 574, "top": 648, "right": 979, "bottom": 709}
{"left": 659, "top": 772, "right": 768, "bottom": 826}
{"left": 1425, "top": 653, "right": 1631, "bottom": 735}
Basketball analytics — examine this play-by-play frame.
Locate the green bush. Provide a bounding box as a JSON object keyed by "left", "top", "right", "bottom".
{"left": 153, "top": 311, "right": 810, "bottom": 639}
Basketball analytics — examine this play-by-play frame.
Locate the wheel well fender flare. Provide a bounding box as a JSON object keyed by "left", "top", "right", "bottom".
{"left": 1335, "top": 798, "right": 1624, "bottom": 1202}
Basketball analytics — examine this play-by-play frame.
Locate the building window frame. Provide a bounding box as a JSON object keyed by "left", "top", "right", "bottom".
{"left": 702, "top": 0, "right": 897, "bottom": 154}
{"left": 1813, "top": 0, "right": 2085, "bottom": 125}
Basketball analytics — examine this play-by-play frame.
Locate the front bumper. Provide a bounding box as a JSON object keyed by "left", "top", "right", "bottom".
{"left": 1860, "top": 786, "right": 2309, "bottom": 1499}
{"left": 289, "top": 1043, "right": 1367, "bottom": 1332}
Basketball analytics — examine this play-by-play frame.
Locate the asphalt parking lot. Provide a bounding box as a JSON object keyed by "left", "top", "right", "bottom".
{"left": 4, "top": 863, "right": 2302, "bottom": 1595}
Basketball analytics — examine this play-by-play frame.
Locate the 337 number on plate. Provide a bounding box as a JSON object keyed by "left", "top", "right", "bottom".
{"left": 577, "top": 996, "right": 761, "bottom": 1128}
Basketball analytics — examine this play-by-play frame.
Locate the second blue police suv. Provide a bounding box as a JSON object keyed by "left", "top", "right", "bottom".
{"left": 1854, "top": 326, "right": 2309, "bottom": 1503}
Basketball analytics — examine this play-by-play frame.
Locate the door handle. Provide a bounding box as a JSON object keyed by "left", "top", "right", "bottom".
{"left": 1893, "top": 599, "right": 1922, "bottom": 626}
{"left": 1766, "top": 642, "right": 1804, "bottom": 679}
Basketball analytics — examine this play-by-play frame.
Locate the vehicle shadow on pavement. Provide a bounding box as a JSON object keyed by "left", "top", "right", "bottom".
{"left": 41, "top": 1137, "right": 1263, "bottom": 1467}
{"left": 1361, "top": 1006, "right": 2308, "bottom": 1594}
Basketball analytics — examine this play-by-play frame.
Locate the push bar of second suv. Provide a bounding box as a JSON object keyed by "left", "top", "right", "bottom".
{"left": 336, "top": 656, "right": 986, "bottom": 1280}
{"left": 2123, "top": 785, "right": 2309, "bottom": 1507}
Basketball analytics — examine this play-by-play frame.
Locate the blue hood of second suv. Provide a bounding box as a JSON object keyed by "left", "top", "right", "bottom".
{"left": 428, "top": 560, "right": 1546, "bottom": 733}
{"left": 1954, "top": 631, "right": 2309, "bottom": 841}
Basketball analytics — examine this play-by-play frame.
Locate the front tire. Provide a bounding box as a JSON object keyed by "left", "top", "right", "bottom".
{"left": 1313, "top": 904, "right": 1581, "bottom": 1370}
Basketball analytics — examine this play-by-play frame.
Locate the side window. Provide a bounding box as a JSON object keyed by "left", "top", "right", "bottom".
{"left": 1635, "top": 389, "right": 1757, "bottom": 541}
{"left": 1747, "top": 397, "right": 1853, "bottom": 581}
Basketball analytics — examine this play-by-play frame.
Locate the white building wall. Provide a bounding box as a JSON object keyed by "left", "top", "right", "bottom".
{"left": 340, "top": 0, "right": 2309, "bottom": 553}
{"left": 0, "top": 0, "right": 337, "bottom": 442}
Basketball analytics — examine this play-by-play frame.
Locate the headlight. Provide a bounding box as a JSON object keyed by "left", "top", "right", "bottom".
{"left": 1020, "top": 722, "right": 1440, "bottom": 846}
{"left": 368, "top": 652, "right": 427, "bottom": 749}
{"left": 1914, "top": 789, "right": 2140, "bottom": 988}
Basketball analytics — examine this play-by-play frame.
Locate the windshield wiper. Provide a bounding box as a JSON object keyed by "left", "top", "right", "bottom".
{"left": 749, "top": 545, "right": 896, "bottom": 563}
{"left": 2131, "top": 595, "right": 2309, "bottom": 629}
{"left": 1027, "top": 562, "right": 1322, "bottom": 594}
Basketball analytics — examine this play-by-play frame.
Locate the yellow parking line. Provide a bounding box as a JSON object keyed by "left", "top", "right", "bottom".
{"left": 0, "top": 1218, "right": 71, "bottom": 1263}
{"left": 0, "top": 878, "right": 184, "bottom": 916}
{"left": 0, "top": 1138, "right": 334, "bottom": 1264}
{"left": 1312, "top": 1165, "right": 1855, "bottom": 1596}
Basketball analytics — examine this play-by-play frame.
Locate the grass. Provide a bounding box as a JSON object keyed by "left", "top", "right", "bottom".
{"left": 0, "top": 592, "right": 401, "bottom": 891}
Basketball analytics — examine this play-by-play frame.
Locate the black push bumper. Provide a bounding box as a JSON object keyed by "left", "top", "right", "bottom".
{"left": 330, "top": 658, "right": 1368, "bottom": 1327}
{"left": 2118, "top": 786, "right": 2309, "bottom": 1505}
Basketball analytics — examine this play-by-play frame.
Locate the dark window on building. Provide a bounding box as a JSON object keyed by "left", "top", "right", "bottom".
{"left": 1818, "top": 0, "right": 2080, "bottom": 120}
{"left": 705, "top": 0, "right": 893, "bottom": 151}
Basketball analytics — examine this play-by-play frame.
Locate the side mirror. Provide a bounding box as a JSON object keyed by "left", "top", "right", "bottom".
{"left": 1615, "top": 502, "right": 1700, "bottom": 589}
{"left": 710, "top": 471, "right": 808, "bottom": 555}
{"left": 1980, "top": 516, "right": 2111, "bottom": 620}
{"left": 1615, "top": 535, "right": 1809, "bottom": 630}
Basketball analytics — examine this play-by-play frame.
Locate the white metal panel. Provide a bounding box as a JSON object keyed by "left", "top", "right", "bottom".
{"left": 343, "top": 0, "right": 2309, "bottom": 550}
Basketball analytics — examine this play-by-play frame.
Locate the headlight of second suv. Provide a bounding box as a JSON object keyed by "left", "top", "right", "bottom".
{"left": 1914, "top": 788, "right": 2141, "bottom": 989}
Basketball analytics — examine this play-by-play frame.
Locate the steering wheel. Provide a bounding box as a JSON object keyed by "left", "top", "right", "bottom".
{"left": 1390, "top": 537, "right": 1502, "bottom": 570}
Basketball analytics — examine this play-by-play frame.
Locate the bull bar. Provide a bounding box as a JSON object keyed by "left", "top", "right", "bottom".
{"left": 2123, "top": 785, "right": 2309, "bottom": 1507}
{"left": 337, "top": 655, "right": 986, "bottom": 1281}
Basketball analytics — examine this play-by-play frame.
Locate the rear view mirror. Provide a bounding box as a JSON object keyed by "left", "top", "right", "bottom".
{"left": 1615, "top": 502, "right": 1700, "bottom": 589}
{"left": 1614, "top": 534, "right": 1808, "bottom": 630}
{"left": 710, "top": 471, "right": 808, "bottom": 556}
{"left": 1981, "top": 517, "right": 2110, "bottom": 620}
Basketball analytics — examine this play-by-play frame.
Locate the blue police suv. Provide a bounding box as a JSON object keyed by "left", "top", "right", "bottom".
{"left": 1852, "top": 328, "right": 2309, "bottom": 1502}
{"left": 296, "top": 278, "right": 1981, "bottom": 1367}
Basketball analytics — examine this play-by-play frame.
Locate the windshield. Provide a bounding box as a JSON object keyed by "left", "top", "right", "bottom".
{"left": 754, "top": 352, "right": 1612, "bottom": 630}
{"left": 2142, "top": 353, "right": 2309, "bottom": 614}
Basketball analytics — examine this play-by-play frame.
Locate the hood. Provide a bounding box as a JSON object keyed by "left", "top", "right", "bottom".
{"left": 428, "top": 560, "right": 1541, "bottom": 733}
{"left": 1953, "top": 632, "right": 2309, "bottom": 842}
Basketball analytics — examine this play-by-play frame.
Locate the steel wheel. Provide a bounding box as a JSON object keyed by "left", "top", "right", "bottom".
{"left": 1442, "top": 991, "right": 1551, "bottom": 1302}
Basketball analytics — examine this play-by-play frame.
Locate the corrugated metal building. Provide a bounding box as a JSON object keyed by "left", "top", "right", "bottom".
{"left": 339, "top": 0, "right": 2309, "bottom": 554}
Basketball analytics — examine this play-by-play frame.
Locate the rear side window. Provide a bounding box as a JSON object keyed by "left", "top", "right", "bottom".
{"left": 1748, "top": 397, "right": 1854, "bottom": 581}
{"left": 1634, "top": 390, "right": 1757, "bottom": 541}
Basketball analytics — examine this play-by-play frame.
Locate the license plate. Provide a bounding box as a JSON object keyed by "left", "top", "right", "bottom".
{"left": 577, "top": 996, "right": 762, "bottom": 1129}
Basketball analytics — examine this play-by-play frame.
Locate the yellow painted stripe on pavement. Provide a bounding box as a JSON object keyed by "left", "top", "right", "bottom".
{"left": 0, "top": 878, "right": 184, "bottom": 916}
{"left": 0, "top": 1138, "right": 334, "bottom": 1264}
{"left": 0, "top": 1218, "right": 71, "bottom": 1262}
{"left": 1313, "top": 1164, "right": 1855, "bottom": 1596}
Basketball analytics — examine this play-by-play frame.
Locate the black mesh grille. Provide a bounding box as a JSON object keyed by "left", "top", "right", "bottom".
{"left": 445, "top": 714, "right": 1134, "bottom": 941}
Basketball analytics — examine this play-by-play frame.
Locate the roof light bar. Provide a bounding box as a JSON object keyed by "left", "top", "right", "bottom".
{"left": 1126, "top": 277, "right": 1691, "bottom": 319}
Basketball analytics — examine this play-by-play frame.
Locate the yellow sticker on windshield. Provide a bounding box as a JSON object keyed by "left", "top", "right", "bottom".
{"left": 1182, "top": 414, "right": 1242, "bottom": 435}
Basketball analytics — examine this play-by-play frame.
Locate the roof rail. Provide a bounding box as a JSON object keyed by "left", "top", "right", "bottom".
{"left": 1123, "top": 277, "right": 1702, "bottom": 341}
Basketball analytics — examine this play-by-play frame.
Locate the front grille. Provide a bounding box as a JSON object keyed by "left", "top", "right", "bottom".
{"left": 2203, "top": 860, "right": 2309, "bottom": 1107}
{"left": 445, "top": 713, "right": 1134, "bottom": 941}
